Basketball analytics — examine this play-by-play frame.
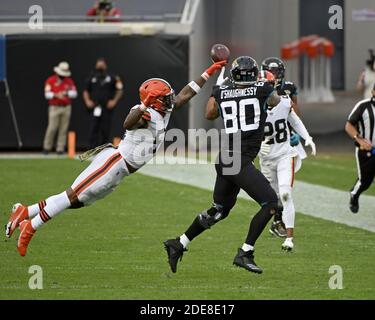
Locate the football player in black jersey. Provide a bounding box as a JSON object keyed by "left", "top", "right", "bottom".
{"left": 261, "top": 57, "right": 300, "bottom": 238}
{"left": 164, "top": 56, "right": 281, "bottom": 274}
{"left": 261, "top": 57, "right": 299, "bottom": 114}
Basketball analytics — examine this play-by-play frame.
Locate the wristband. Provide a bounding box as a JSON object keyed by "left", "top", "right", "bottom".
{"left": 139, "top": 103, "right": 147, "bottom": 112}
{"left": 188, "top": 81, "right": 201, "bottom": 94}
{"left": 201, "top": 72, "right": 210, "bottom": 81}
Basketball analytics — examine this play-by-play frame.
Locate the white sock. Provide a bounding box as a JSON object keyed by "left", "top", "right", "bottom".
{"left": 179, "top": 234, "right": 190, "bottom": 248}
{"left": 31, "top": 192, "right": 71, "bottom": 230}
{"left": 31, "top": 214, "right": 44, "bottom": 230}
{"left": 286, "top": 237, "right": 293, "bottom": 241}
{"left": 242, "top": 243, "right": 254, "bottom": 252}
{"left": 28, "top": 200, "right": 46, "bottom": 219}
{"left": 28, "top": 204, "right": 40, "bottom": 218}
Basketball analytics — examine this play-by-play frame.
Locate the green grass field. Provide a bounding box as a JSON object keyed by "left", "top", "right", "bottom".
{"left": 0, "top": 154, "right": 374, "bottom": 299}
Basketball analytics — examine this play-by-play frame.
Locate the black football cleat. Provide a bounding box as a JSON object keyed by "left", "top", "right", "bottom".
{"left": 163, "top": 238, "right": 187, "bottom": 273}
{"left": 349, "top": 194, "right": 359, "bottom": 214}
{"left": 233, "top": 248, "right": 263, "bottom": 274}
{"left": 269, "top": 221, "right": 287, "bottom": 238}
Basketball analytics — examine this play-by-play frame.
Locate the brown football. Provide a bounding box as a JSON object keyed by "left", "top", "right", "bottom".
{"left": 210, "top": 44, "right": 230, "bottom": 62}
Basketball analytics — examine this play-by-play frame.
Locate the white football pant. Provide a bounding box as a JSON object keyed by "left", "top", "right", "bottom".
{"left": 71, "top": 147, "right": 129, "bottom": 205}
{"left": 260, "top": 156, "right": 296, "bottom": 229}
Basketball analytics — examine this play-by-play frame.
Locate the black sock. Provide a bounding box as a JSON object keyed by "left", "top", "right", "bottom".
{"left": 246, "top": 207, "right": 273, "bottom": 246}
{"left": 184, "top": 217, "right": 206, "bottom": 241}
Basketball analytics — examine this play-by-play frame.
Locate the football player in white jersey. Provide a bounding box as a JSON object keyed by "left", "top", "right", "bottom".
{"left": 5, "top": 60, "right": 226, "bottom": 256}
{"left": 257, "top": 71, "right": 316, "bottom": 251}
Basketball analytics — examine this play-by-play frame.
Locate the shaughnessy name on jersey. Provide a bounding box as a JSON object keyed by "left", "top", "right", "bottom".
{"left": 220, "top": 87, "right": 259, "bottom": 99}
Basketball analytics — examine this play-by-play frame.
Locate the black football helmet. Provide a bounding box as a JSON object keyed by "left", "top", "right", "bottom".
{"left": 230, "top": 56, "right": 259, "bottom": 85}
{"left": 261, "top": 57, "right": 285, "bottom": 81}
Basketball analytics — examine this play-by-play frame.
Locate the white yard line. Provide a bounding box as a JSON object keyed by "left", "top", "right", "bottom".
{"left": 139, "top": 161, "right": 375, "bottom": 233}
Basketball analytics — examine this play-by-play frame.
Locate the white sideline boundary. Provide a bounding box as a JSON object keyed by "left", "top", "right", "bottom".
{"left": 138, "top": 160, "right": 375, "bottom": 233}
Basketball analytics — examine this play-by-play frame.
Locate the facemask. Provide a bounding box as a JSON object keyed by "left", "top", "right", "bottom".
{"left": 95, "top": 67, "right": 106, "bottom": 75}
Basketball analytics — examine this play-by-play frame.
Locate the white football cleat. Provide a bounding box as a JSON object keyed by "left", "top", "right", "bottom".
{"left": 282, "top": 238, "right": 294, "bottom": 251}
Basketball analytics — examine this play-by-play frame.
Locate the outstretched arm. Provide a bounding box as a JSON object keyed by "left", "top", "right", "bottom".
{"left": 288, "top": 109, "right": 316, "bottom": 155}
{"left": 174, "top": 60, "right": 227, "bottom": 109}
{"left": 288, "top": 110, "right": 309, "bottom": 140}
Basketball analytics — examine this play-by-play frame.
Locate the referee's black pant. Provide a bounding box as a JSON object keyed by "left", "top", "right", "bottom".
{"left": 350, "top": 148, "right": 375, "bottom": 200}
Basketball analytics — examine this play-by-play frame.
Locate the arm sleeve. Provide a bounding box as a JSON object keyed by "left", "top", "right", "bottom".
{"left": 287, "top": 110, "right": 310, "bottom": 141}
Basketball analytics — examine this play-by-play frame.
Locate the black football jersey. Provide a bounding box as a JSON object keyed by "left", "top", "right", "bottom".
{"left": 212, "top": 81, "right": 275, "bottom": 158}
{"left": 276, "top": 80, "right": 298, "bottom": 98}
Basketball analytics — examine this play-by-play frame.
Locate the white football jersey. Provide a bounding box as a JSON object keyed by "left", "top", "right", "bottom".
{"left": 118, "top": 105, "right": 172, "bottom": 169}
{"left": 260, "top": 96, "right": 297, "bottom": 160}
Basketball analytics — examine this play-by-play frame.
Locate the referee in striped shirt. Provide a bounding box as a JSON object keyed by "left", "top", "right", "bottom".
{"left": 345, "top": 82, "right": 375, "bottom": 213}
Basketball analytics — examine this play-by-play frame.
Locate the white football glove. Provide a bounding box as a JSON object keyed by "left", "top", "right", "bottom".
{"left": 305, "top": 137, "right": 316, "bottom": 156}
{"left": 260, "top": 141, "right": 271, "bottom": 156}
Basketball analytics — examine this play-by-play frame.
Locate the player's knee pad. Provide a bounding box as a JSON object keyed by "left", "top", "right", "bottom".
{"left": 197, "top": 203, "right": 230, "bottom": 229}
{"left": 262, "top": 200, "right": 278, "bottom": 215}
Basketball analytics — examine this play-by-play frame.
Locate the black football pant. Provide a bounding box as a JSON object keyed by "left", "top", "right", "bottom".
{"left": 88, "top": 107, "right": 114, "bottom": 149}
{"left": 350, "top": 149, "right": 375, "bottom": 200}
{"left": 185, "top": 160, "right": 278, "bottom": 247}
